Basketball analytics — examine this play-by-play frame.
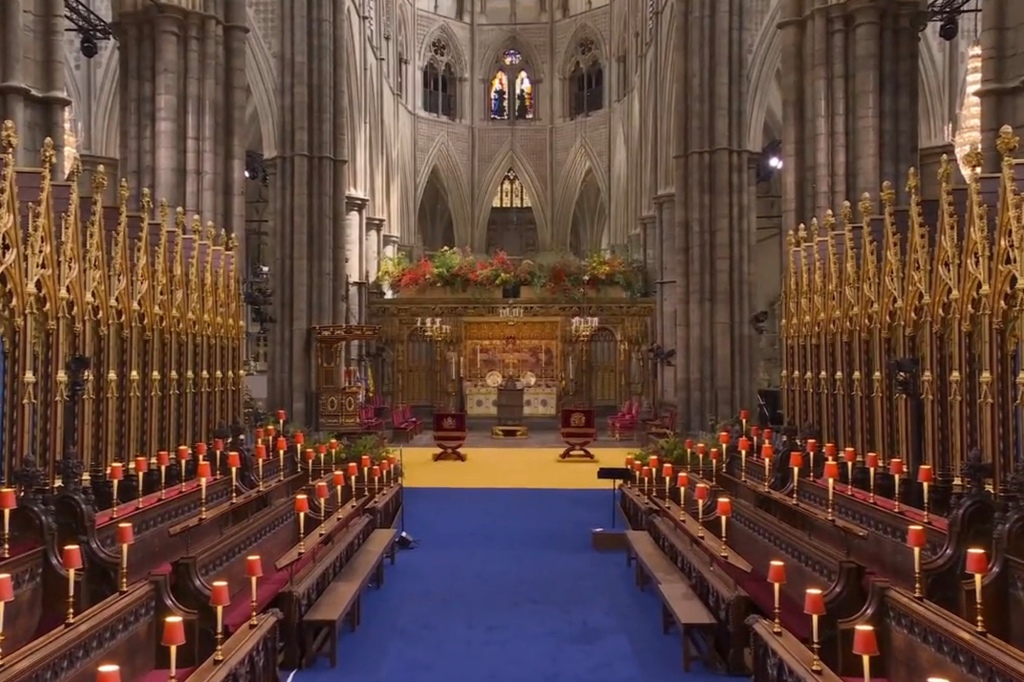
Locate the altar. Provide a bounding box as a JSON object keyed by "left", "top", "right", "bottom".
{"left": 465, "top": 383, "right": 559, "bottom": 416}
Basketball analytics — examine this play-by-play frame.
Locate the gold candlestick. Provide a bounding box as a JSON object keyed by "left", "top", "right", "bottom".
{"left": 119, "top": 543, "right": 129, "bottom": 592}
{"left": 250, "top": 576, "right": 259, "bottom": 627}
{"left": 893, "top": 475, "right": 901, "bottom": 512}
{"left": 319, "top": 498, "right": 327, "bottom": 535}
{"left": 696, "top": 499, "right": 705, "bottom": 539}
{"left": 200, "top": 478, "right": 208, "bottom": 520}
{"left": 136, "top": 471, "right": 144, "bottom": 509}
{"left": 159, "top": 464, "right": 167, "bottom": 500}
{"left": 740, "top": 451, "right": 747, "bottom": 482}
{"left": 298, "top": 512, "right": 306, "bottom": 553}
{"left": 2, "top": 507, "right": 10, "bottom": 559}
{"left": 111, "top": 478, "right": 120, "bottom": 519}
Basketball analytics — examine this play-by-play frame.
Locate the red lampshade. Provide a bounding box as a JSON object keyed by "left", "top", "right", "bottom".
{"left": 751, "top": 426, "right": 761, "bottom": 438}
{"left": 96, "top": 664, "right": 122, "bottom": 682}
{"left": 108, "top": 462, "right": 124, "bottom": 481}
{"left": 697, "top": 443, "right": 706, "bottom": 455}
{"left": 116, "top": 522, "right": 134, "bottom": 545}
{"left": 866, "top": 452, "right": 879, "bottom": 468}
{"left": 254, "top": 444, "right": 266, "bottom": 460}
{"left": 255, "top": 427, "right": 264, "bottom": 439}
{"left": 347, "top": 462, "right": 358, "bottom": 476}
{"left": 213, "top": 438, "right": 224, "bottom": 451}
{"left": 294, "top": 494, "right": 310, "bottom": 513}
{"left": 823, "top": 460, "right": 840, "bottom": 480}
{"left": 246, "top": 555, "right": 263, "bottom": 578}
{"left": 294, "top": 432, "right": 305, "bottom": 445}
{"left": 305, "top": 448, "right": 316, "bottom": 461}
{"left": 266, "top": 425, "right": 276, "bottom": 437}
{"left": 662, "top": 463, "right": 673, "bottom": 478}
{"left": 716, "top": 497, "right": 732, "bottom": 517}
{"left": 906, "top": 525, "right": 927, "bottom": 549}
{"left": 370, "top": 463, "right": 380, "bottom": 477}
{"left": 196, "top": 442, "right": 207, "bottom": 457}
{"left": 767, "top": 560, "right": 786, "bottom": 584}
{"left": 695, "top": 484, "right": 709, "bottom": 501}
{"left": 641, "top": 466, "right": 651, "bottom": 479}
{"left": 917, "top": 465, "right": 934, "bottom": 484}
{"left": 196, "top": 461, "right": 212, "bottom": 480}
{"left": 276, "top": 437, "right": 287, "bottom": 452}
{"left": 157, "top": 451, "right": 170, "bottom": 467}
{"left": 965, "top": 548, "right": 988, "bottom": 575}
{"left": 277, "top": 409, "right": 286, "bottom": 421}
{"left": 317, "top": 443, "right": 327, "bottom": 455}
{"left": 803, "top": 588, "right": 826, "bottom": 616}
{"left": 761, "top": 443, "right": 774, "bottom": 459}
{"left": 685, "top": 438, "right": 695, "bottom": 450}
{"left": 63, "top": 544, "right": 83, "bottom": 570}
{"left": 161, "top": 616, "right": 186, "bottom": 647}
{"left": 134, "top": 456, "right": 148, "bottom": 473}
{"left": 0, "top": 572, "right": 14, "bottom": 601}
{"left": 387, "top": 454, "right": 397, "bottom": 466}
{"left": 632, "top": 460, "right": 642, "bottom": 472}
{"left": 210, "top": 580, "right": 231, "bottom": 607}
{"left": 852, "top": 624, "right": 879, "bottom": 656}
{"left": 381, "top": 460, "right": 390, "bottom": 472}
{"left": 844, "top": 447, "right": 857, "bottom": 463}
{"left": 806, "top": 439, "right": 817, "bottom": 452}
{"left": 333, "top": 471, "right": 344, "bottom": 486}
{"left": 625, "top": 455, "right": 634, "bottom": 467}
{"left": 315, "top": 481, "right": 329, "bottom": 499}
{"left": 227, "top": 451, "right": 241, "bottom": 468}
{"left": 360, "top": 455, "right": 371, "bottom": 468}
{"left": 763, "top": 428, "right": 773, "bottom": 441}
{"left": 738, "top": 437, "right": 750, "bottom": 452}
{"left": 648, "top": 455, "right": 659, "bottom": 470}
{"left": 718, "top": 431, "right": 730, "bottom": 445}
{"left": 824, "top": 443, "right": 836, "bottom": 458}
{"left": 790, "top": 452, "right": 804, "bottom": 468}
{"left": 330, "top": 439, "right": 339, "bottom": 450}
{"left": 710, "top": 448, "right": 720, "bottom": 461}
{"left": 0, "top": 487, "right": 16, "bottom": 510}
{"left": 740, "top": 409, "right": 750, "bottom": 420}
{"left": 677, "top": 472, "right": 689, "bottom": 488}
{"left": 177, "top": 446, "right": 190, "bottom": 461}
{"left": 889, "top": 458, "right": 904, "bottom": 476}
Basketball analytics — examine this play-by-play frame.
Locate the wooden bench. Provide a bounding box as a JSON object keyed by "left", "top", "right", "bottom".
{"left": 625, "top": 529, "right": 682, "bottom": 590}
{"left": 302, "top": 528, "right": 399, "bottom": 668}
{"left": 655, "top": 580, "right": 717, "bottom": 672}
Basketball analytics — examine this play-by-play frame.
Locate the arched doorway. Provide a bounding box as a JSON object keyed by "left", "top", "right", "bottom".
{"left": 485, "top": 168, "right": 538, "bottom": 256}
{"left": 417, "top": 167, "right": 455, "bottom": 251}
{"left": 587, "top": 327, "right": 618, "bottom": 407}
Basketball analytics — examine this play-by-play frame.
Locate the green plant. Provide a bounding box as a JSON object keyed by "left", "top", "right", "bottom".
{"left": 377, "top": 252, "right": 410, "bottom": 287}
{"left": 341, "top": 435, "right": 392, "bottom": 463}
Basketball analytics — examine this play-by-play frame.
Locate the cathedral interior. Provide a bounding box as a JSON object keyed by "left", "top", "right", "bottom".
{"left": 4, "top": 0, "right": 1024, "bottom": 680}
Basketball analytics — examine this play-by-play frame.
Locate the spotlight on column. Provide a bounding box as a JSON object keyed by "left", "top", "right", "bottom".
{"left": 756, "top": 139, "right": 783, "bottom": 184}
{"left": 939, "top": 17, "right": 958, "bottom": 41}
{"left": 64, "top": 1, "right": 116, "bottom": 58}
{"left": 80, "top": 35, "right": 99, "bottom": 59}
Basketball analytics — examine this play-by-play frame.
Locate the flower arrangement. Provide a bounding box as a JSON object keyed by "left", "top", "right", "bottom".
{"left": 378, "top": 249, "right": 647, "bottom": 298}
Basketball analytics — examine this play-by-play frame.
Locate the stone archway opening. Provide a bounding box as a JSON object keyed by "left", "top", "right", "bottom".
{"left": 569, "top": 168, "right": 606, "bottom": 256}
{"left": 417, "top": 166, "right": 455, "bottom": 251}
{"left": 485, "top": 167, "right": 538, "bottom": 256}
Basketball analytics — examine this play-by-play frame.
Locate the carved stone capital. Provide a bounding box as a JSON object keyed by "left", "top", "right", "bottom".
{"left": 345, "top": 194, "right": 369, "bottom": 213}
{"left": 366, "top": 216, "right": 386, "bottom": 232}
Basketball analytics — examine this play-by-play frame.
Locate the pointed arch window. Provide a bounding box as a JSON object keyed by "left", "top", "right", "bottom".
{"left": 492, "top": 168, "right": 531, "bottom": 208}
{"left": 422, "top": 38, "right": 457, "bottom": 119}
{"left": 489, "top": 49, "right": 536, "bottom": 121}
{"left": 569, "top": 38, "right": 603, "bottom": 119}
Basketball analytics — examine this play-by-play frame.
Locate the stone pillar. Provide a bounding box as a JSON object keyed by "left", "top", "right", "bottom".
{"left": 978, "top": 0, "right": 1024, "bottom": 172}
{"left": 0, "top": 0, "right": 70, "bottom": 165}
{"left": 113, "top": 0, "right": 247, "bottom": 234}
{"left": 675, "top": 0, "right": 756, "bottom": 429}
{"left": 345, "top": 195, "right": 368, "bottom": 324}
{"left": 365, "top": 217, "right": 385, "bottom": 284}
{"left": 382, "top": 233, "right": 400, "bottom": 261}
{"left": 270, "top": 0, "right": 350, "bottom": 423}
{"left": 779, "top": 0, "right": 921, "bottom": 224}
{"left": 653, "top": 192, "right": 676, "bottom": 405}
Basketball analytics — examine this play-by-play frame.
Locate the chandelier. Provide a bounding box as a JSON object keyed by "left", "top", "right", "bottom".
{"left": 499, "top": 303, "right": 524, "bottom": 321}
{"left": 416, "top": 317, "right": 453, "bottom": 341}
{"left": 954, "top": 43, "right": 982, "bottom": 179}
{"left": 570, "top": 316, "right": 599, "bottom": 342}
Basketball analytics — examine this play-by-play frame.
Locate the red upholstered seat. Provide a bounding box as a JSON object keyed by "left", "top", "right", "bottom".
{"left": 358, "top": 406, "right": 384, "bottom": 433}
{"left": 95, "top": 479, "right": 202, "bottom": 526}
{"left": 608, "top": 402, "right": 641, "bottom": 439}
{"left": 222, "top": 542, "right": 319, "bottom": 632}
{"left": 717, "top": 560, "right": 811, "bottom": 641}
{"left": 813, "top": 478, "right": 948, "bottom": 531}
{"left": 400, "top": 404, "right": 422, "bottom": 434}
{"left": 137, "top": 669, "right": 196, "bottom": 682}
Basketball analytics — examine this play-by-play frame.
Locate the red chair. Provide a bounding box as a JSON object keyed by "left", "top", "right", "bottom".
{"left": 359, "top": 406, "right": 384, "bottom": 433}
{"left": 432, "top": 412, "right": 467, "bottom": 462}
{"left": 606, "top": 400, "right": 634, "bottom": 430}
{"left": 560, "top": 408, "right": 596, "bottom": 460}
{"left": 400, "top": 405, "right": 423, "bottom": 435}
{"left": 647, "top": 409, "right": 677, "bottom": 439}
{"left": 609, "top": 401, "right": 641, "bottom": 440}
{"left": 391, "top": 408, "right": 416, "bottom": 442}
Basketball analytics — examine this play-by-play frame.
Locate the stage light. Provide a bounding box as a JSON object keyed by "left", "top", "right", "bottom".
{"left": 768, "top": 156, "right": 783, "bottom": 169}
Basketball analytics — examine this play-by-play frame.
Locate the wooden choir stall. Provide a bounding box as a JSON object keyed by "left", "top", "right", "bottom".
{"left": 311, "top": 324, "right": 385, "bottom": 436}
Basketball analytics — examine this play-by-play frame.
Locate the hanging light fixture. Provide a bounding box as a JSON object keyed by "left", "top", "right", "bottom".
{"left": 954, "top": 43, "right": 983, "bottom": 179}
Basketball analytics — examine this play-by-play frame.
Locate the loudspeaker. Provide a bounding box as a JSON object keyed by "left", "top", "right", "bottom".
{"left": 396, "top": 531, "right": 417, "bottom": 549}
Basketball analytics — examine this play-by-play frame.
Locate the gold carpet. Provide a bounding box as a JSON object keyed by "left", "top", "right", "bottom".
{"left": 394, "top": 446, "right": 634, "bottom": 489}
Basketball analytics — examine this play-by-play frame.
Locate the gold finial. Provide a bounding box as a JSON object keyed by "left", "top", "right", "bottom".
{"left": 797, "top": 223, "right": 808, "bottom": 244}
{"left": 92, "top": 164, "right": 108, "bottom": 195}
{"left": 215, "top": 227, "right": 226, "bottom": 247}
{"left": 906, "top": 167, "right": 919, "bottom": 195}
{"left": 141, "top": 188, "right": 152, "bottom": 219}
{"left": 880, "top": 180, "right": 896, "bottom": 208}
{"left": 963, "top": 144, "right": 983, "bottom": 173}
{"left": 159, "top": 198, "right": 170, "bottom": 225}
{"left": 118, "top": 177, "right": 129, "bottom": 204}
{"left": 810, "top": 217, "right": 821, "bottom": 241}
{"left": 204, "top": 221, "right": 215, "bottom": 242}
{"left": 997, "top": 124, "right": 1020, "bottom": 160}
{"left": 938, "top": 154, "right": 952, "bottom": 187}
{"left": 41, "top": 137, "right": 56, "bottom": 170}
{"left": 841, "top": 200, "right": 853, "bottom": 226}
{"left": 226, "top": 232, "right": 238, "bottom": 251}
{"left": 859, "top": 192, "right": 873, "bottom": 220}
{"left": 68, "top": 156, "right": 82, "bottom": 184}
{"left": 175, "top": 206, "right": 187, "bottom": 231}
{"left": 191, "top": 214, "right": 202, "bottom": 236}
{"left": 823, "top": 209, "right": 836, "bottom": 233}
{"left": 1, "top": 120, "right": 17, "bottom": 152}
{"left": 786, "top": 229, "right": 796, "bottom": 250}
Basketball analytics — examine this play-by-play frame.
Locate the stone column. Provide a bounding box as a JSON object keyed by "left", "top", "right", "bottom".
{"left": 675, "top": 0, "right": 756, "bottom": 429}
{"left": 113, "top": 0, "right": 247, "bottom": 234}
{"left": 365, "top": 217, "right": 385, "bottom": 284}
{"left": 382, "top": 233, "right": 400, "bottom": 262}
{"left": 345, "top": 195, "right": 368, "bottom": 324}
{"left": 978, "top": 0, "right": 1024, "bottom": 171}
{"left": 653, "top": 192, "right": 676, "bottom": 405}
{"left": 270, "top": 0, "right": 350, "bottom": 422}
{"left": 0, "top": 0, "right": 70, "bottom": 165}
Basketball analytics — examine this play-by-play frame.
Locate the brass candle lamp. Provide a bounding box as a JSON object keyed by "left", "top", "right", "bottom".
{"left": 333, "top": 471, "right": 345, "bottom": 519}
{"left": 246, "top": 555, "right": 263, "bottom": 627}
{"left": 227, "top": 451, "right": 241, "bottom": 504}
{"left": 305, "top": 448, "right": 315, "bottom": 484}
{"left": 134, "top": 456, "right": 148, "bottom": 509}
{"left": 624, "top": 455, "right": 634, "bottom": 486}
{"left": 361, "top": 455, "right": 371, "bottom": 488}
{"left": 210, "top": 580, "right": 231, "bottom": 663}
{"left": 661, "top": 463, "right": 673, "bottom": 496}
{"left": 63, "top": 544, "right": 83, "bottom": 625}
{"left": 804, "top": 588, "right": 826, "bottom": 672}
{"left": 767, "top": 560, "right": 786, "bottom": 634}
{"left": 852, "top": 625, "right": 879, "bottom": 682}
{"left": 866, "top": 452, "right": 879, "bottom": 502}
{"left": 789, "top": 451, "right": 803, "bottom": 504}
{"left": 176, "top": 446, "right": 190, "bottom": 492}
{"left": 157, "top": 451, "right": 169, "bottom": 499}
{"left": 844, "top": 447, "right": 857, "bottom": 493}
{"left": 116, "top": 523, "right": 134, "bottom": 593}
{"left": 694, "top": 484, "right": 709, "bottom": 539}
{"left": 710, "top": 448, "right": 720, "bottom": 485}
{"left": 315, "top": 482, "right": 329, "bottom": 535}
{"left": 823, "top": 459, "right": 840, "bottom": 521}
{"left": 347, "top": 462, "right": 358, "bottom": 499}
{"left": 108, "top": 462, "right": 124, "bottom": 519}
{"left": 292, "top": 431, "right": 304, "bottom": 479}
{"left": 295, "top": 494, "right": 309, "bottom": 554}
{"left": 889, "top": 458, "right": 904, "bottom": 512}
{"left": 195, "top": 441, "right": 207, "bottom": 463}
{"left": 0, "top": 488, "right": 16, "bottom": 559}
{"left": 161, "top": 616, "right": 186, "bottom": 681}
{"left": 716, "top": 497, "right": 731, "bottom": 558}
{"left": 917, "top": 464, "right": 933, "bottom": 522}
{"left": 276, "top": 408, "right": 286, "bottom": 434}
{"left": 372, "top": 465, "right": 381, "bottom": 495}
{"left": 907, "top": 525, "right": 926, "bottom": 598}
{"left": 738, "top": 436, "right": 750, "bottom": 482}
{"left": 213, "top": 438, "right": 224, "bottom": 477}
{"left": 275, "top": 437, "right": 287, "bottom": 481}
{"left": 676, "top": 472, "right": 688, "bottom": 523}
{"left": 197, "top": 461, "right": 212, "bottom": 520}
{"left": 761, "top": 442, "right": 773, "bottom": 491}
{"left": 966, "top": 547, "right": 988, "bottom": 633}
{"left": 329, "top": 438, "right": 339, "bottom": 469}
{"left": 805, "top": 439, "right": 818, "bottom": 476}
{"left": 684, "top": 439, "right": 693, "bottom": 472}
{"left": 255, "top": 444, "right": 266, "bottom": 490}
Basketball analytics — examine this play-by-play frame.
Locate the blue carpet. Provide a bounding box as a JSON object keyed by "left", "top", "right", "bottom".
{"left": 295, "top": 488, "right": 722, "bottom": 682}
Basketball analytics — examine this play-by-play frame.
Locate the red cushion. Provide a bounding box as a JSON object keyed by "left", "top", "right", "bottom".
{"left": 138, "top": 669, "right": 196, "bottom": 682}
{"left": 222, "top": 543, "right": 319, "bottom": 631}
{"left": 813, "top": 478, "right": 948, "bottom": 531}
{"left": 4, "top": 540, "right": 40, "bottom": 558}
{"left": 718, "top": 561, "right": 811, "bottom": 641}
{"left": 95, "top": 480, "right": 202, "bottom": 526}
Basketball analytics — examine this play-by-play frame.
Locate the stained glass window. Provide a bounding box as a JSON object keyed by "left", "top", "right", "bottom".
{"left": 514, "top": 71, "right": 534, "bottom": 120}
{"left": 489, "top": 70, "right": 509, "bottom": 120}
{"left": 492, "top": 169, "right": 531, "bottom": 208}
{"left": 502, "top": 49, "right": 522, "bottom": 66}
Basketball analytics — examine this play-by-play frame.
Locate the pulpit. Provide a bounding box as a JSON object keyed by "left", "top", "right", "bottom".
{"left": 493, "top": 379, "right": 527, "bottom": 439}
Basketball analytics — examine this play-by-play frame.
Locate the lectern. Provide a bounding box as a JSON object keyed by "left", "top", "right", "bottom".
{"left": 493, "top": 377, "right": 527, "bottom": 439}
